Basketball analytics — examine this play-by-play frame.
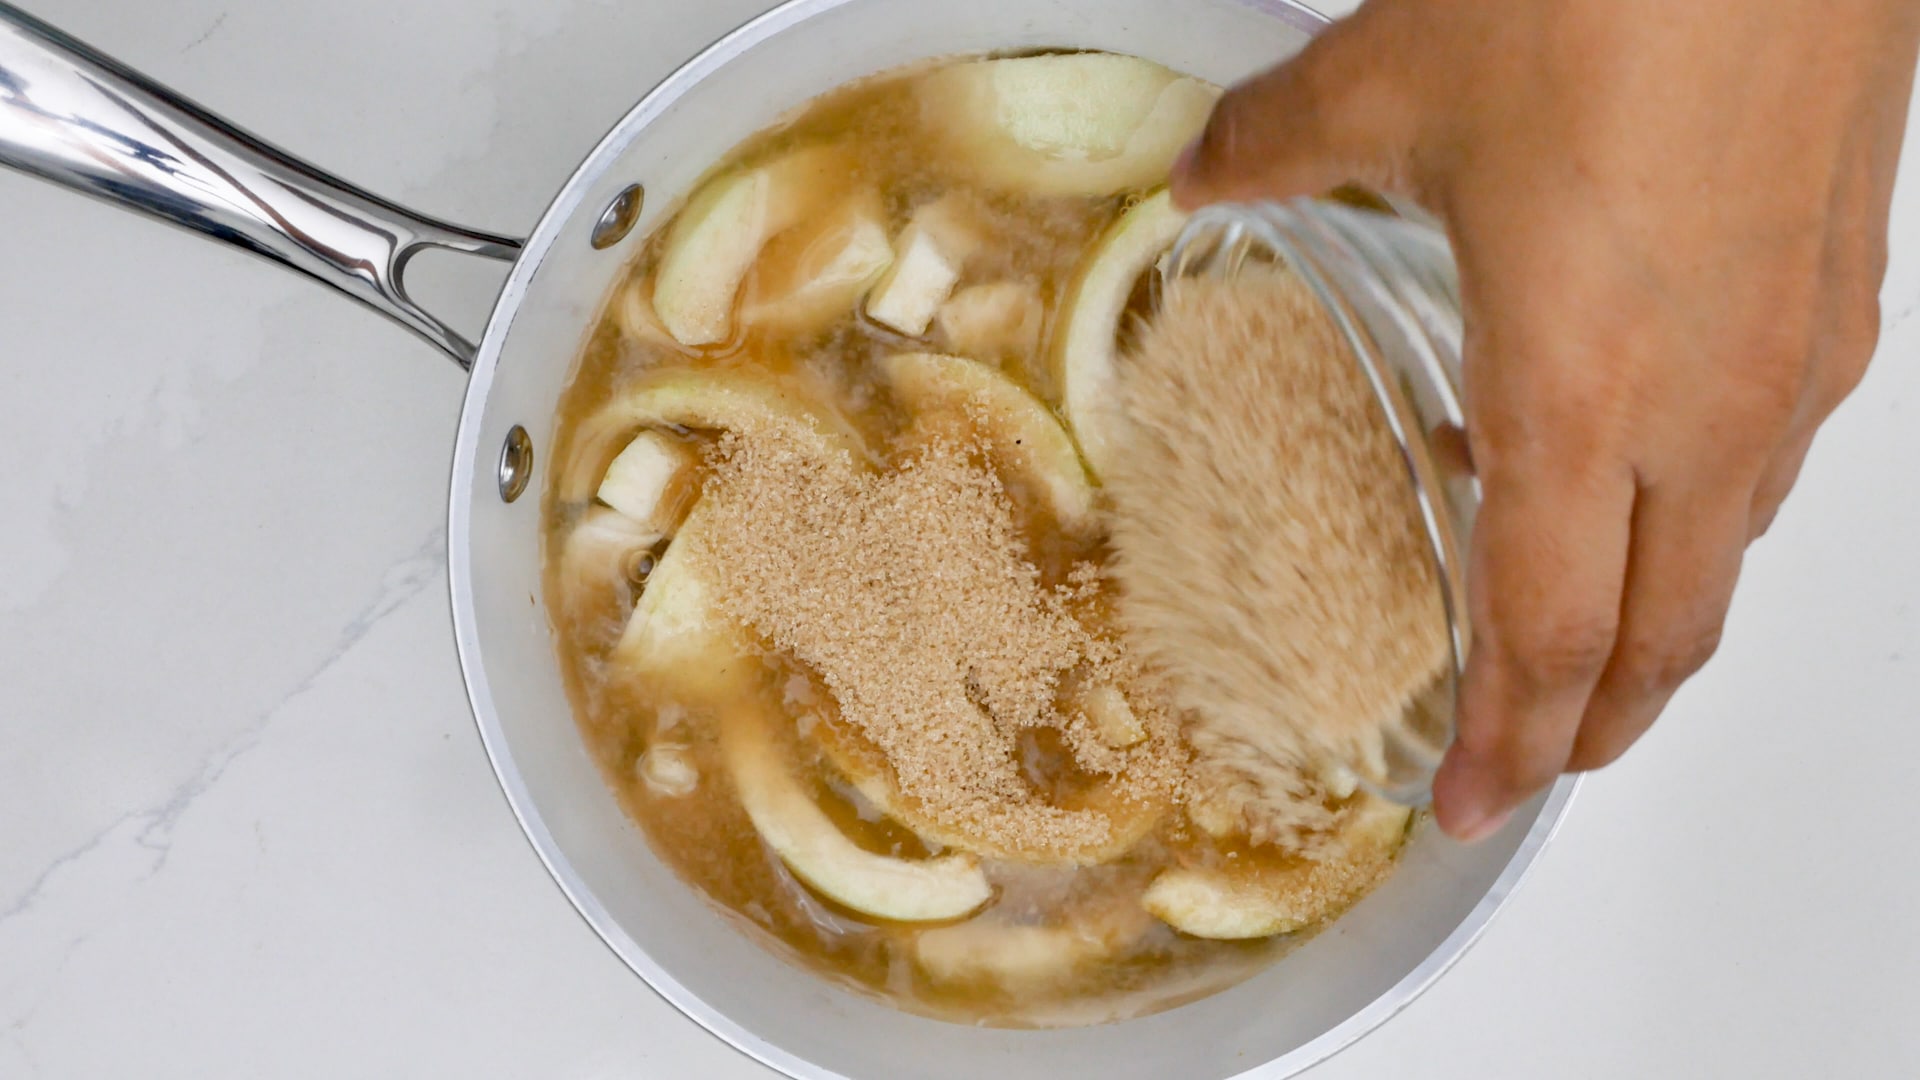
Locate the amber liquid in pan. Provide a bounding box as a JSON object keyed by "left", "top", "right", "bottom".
{"left": 540, "top": 58, "right": 1402, "bottom": 1027}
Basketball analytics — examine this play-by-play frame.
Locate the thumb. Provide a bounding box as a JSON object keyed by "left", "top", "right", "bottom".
{"left": 1171, "top": 10, "right": 1419, "bottom": 209}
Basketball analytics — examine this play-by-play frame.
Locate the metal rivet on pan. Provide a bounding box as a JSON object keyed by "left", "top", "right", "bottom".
{"left": 498, "top": 425, "right": 533, "bottom": 503}
{"left": 590, "top": 183, "right": 645, "bottom": 250}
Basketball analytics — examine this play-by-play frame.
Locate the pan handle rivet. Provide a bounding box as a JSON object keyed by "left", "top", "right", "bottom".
{"left": 498, "top": 425, "right": 534, "bottom": 503}
{"left": 590, "top": 184, "right": 645, "bottom": 250}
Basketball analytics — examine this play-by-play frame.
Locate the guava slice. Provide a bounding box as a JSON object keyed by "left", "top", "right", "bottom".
{"left": 919, "top": 55, "right": 1216, "bottom": 197}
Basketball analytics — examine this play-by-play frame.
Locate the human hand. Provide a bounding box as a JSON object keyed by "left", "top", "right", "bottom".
{"left": 1171, "top": 0, "right": 1920, "bottom": 840}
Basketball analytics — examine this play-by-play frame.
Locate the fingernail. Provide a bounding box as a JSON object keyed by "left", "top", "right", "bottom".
{"left": 1454, "top": 805, "right": 1514, "bottom": 844}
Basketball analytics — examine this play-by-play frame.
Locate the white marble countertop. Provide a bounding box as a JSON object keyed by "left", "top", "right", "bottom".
{"left": 2, "top": 1, "right": 1916, "bottom": 1076}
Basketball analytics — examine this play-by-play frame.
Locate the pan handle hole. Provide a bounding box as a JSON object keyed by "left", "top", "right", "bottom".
{"left": 498, "top": 425, "right": 534, "bottom": 503}
{"left": 591, "top": 184, "right": 646, "bottom": 250}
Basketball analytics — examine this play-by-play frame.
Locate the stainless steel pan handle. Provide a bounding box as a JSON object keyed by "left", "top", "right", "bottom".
{"left": 0, "top": 1, "right": 521, "bottom": 367}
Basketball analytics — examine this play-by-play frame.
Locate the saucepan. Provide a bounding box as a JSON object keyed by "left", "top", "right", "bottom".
{"left": 0, "top": 1, "right": 1578, "bottom": 1076}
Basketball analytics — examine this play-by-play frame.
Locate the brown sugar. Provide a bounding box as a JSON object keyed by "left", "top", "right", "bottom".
{"left": 1104, "top": 264, "right": 1449, "bottom": 849}
{"left": 698, "top": 429, "right": 1182, "bottom": 860}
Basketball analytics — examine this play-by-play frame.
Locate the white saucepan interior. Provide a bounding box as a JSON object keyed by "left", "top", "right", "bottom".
{"left": 448, "top": 1, "right": 1577, "bottom": 1077}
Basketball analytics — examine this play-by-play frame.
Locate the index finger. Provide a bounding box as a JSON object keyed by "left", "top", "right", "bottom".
{"left": 1432, "top": 448, "right": 1635, "bottom": 841}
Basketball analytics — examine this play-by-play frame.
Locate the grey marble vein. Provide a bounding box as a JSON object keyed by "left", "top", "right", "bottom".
{"left": 0, "top": 526, "right": 448, "bottom": 930}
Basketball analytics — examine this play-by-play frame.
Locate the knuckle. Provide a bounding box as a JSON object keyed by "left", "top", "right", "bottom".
{"left": 1615, "top": 622, "right": 1724, "bottom": 692}
{"left": 1749, "top": 361, "right": 1810, "bottom": 428}
{"left": 1787, "top": 288, "right": 1880, "bottom": 425}
{"left": 1286, "top": 16, "right": 1417, "bottom": 166}
{"left": 1817, "top": 308, "right": 1880, "bottom": 412}
{"left": 1567, "top": 712, "right": 1652, "bottom": 772}
{"left": 1812, "top": 356, "right": 1871, "bottom": 422}
{"left": 1268, "top": 50, "right": 1356, "bottom": 161}
{"left": 1497, "top": 609, "right": 1619, "bottom": 688}
{"left": 1565, "top": 737, "right": 1627, "bottom": 773}
{"left": 1466, "top": 366, "right": 1632, "bottom": 485}
{"left": 1286, "top": 14, "right": 1375, "bottom": 115}
{"left": 1483, "top": 744, "right": 1567, "bottom": 796}
{"left": 1284, "top": 45, "right": 1341, "bottom": 119}
{"left": 1718, "top": 338, "right": 1810, "bottom": 436}
{"left": 1470, "top": 415, "right": 1619, "bottom": 498}
{"left": 1839, "top": 289, "right": 1884, "bottom": 353}
{"left": 1450, "top": 715, "right": 1567, "bottom": 794}
{"left": 1185, "top": 74, "right": 1277, "bottom": 186}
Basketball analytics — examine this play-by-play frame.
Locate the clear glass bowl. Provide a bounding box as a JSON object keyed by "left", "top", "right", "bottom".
{"left": 1164, "top": 198, "right": 1476, "bottom": 806}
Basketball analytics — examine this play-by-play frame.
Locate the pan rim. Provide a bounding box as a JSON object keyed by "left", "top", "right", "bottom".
{"left": 444, "top": 2, "right": 1582, "bottom": 1077}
